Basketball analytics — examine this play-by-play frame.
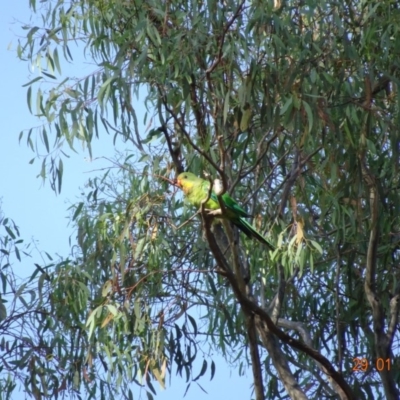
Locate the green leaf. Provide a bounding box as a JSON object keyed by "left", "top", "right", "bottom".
{"left": 72, "top": 202, "right": 84, "bottom": 221}
{"left": 5, "top": 226, "right": 16, "bottom": 240}
{"left": 23, "top": 76, "right": 43, "bottom": 88}
{"left": 53, "top": 48, "right": 62, "bottom": 74}
{"left": 187, "top": 314, "right": 197, "bottom": 336}
{"left": 310, "top": 240, "right": 323, "bottom": 254}
{"left": 210, "top": 360, "right": 216, "bottom": 380}
{"left": 15, "top": 246, "right": 21, "bottom": 262}
{"left": 27, "top": 86, "right": 32, "bottom": 114}
{"left": 0, "top": 302, "right": 7, "bottom": 322}
{"left": 98, "top": 77, "right": 115, "bottom": 105}
{"left": 57, "top": 159, "right": 63, "bottom": 193}
{"left": 302, "top": 100, "right": 313, "bottom": 132}
{"left": 106, "top": 304, "right": 118, "bottom": 316}
{"left": 223, "top": 91, "right": 230, "bottom": 125}
{"left": 280, "top": 96, "right": 293, "bottom": 115}
{"left": 42, "top": 128, "right": 50, "bottom": 152}
{"left": 42, "top": 71, "right": 57, "bottom": 79}
{"left": 193, "top": 359, "right": 207, "bottom": 381}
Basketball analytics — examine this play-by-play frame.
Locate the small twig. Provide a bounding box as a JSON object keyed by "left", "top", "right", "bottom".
{"left": 158, "top": 126, "right": 184, "bottom": 174}
{"left": 159, "top": 94, "right": 222, "bottom": 174}
{"left": 244, "top": 149, "right": 289, "bottom": 207}
{"left": 205, "top": 0, "right": 246, "bottom": 75}
{"left": 270, "top": 264, "right": 285, "bottom": 324}
{"left": 335, "top": 245, "right": 343, "bottom": 372}
{"left": 387, "top": 294, "right": 400, "bottom": 347}
{"left": 267, "top": 267, "right": 299, "bottom": 315}
{"left": 170, "top": 210, "right": 201, "bottom": 231}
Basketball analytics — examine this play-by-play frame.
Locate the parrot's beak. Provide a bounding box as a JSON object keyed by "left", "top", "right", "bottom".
{"left": 175, "top": 177, "right": 181, "bottom": 187}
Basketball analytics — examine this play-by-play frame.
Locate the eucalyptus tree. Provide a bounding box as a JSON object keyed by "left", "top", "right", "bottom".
{"left": 12, "top": 0, "right": 400, "bottom": 398}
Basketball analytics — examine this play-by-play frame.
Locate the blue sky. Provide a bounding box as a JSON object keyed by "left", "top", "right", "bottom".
{"left": 1, "top": 4, "right": 112, "bottom": 262}
{"left": 1, "top": 2, "right": 253, "bottom": 399}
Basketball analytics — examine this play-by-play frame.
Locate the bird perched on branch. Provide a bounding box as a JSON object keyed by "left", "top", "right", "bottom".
{"left": 176, "top": 172, "right": 273, "bottom": 249}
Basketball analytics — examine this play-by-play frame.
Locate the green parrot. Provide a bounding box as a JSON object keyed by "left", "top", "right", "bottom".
{"left": 176, "top": 172, "right": 273, "bottom": 249}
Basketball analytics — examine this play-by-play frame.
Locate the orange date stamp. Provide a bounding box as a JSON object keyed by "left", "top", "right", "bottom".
{"left": 352, "top": 358, "right": 391, "bottom": 372}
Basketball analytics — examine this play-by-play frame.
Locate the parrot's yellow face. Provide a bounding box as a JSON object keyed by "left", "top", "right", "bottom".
{"left": 176, "top": 174, "right": 183, "bottom": 188}
{"left": 176, "top": 175, "right": 183, "bottom": 188}
{"left": 176, "top": 173, "right": 195, "bottom": 194}
{"left": 176, "top": 173, "right": 187, "bottom": 187}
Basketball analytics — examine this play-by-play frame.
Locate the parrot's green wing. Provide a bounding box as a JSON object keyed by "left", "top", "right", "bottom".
{"left": 198, "top": 179, "right": 250, "bottom": 218}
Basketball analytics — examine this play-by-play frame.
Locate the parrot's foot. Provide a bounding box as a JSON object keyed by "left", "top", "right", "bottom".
{"left": 205, "top": 209, "right": 223, "bottom": 217}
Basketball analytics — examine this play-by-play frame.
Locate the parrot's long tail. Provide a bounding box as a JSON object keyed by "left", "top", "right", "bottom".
{"left": 233, "top": 218, "right": 274, "bottom": 250}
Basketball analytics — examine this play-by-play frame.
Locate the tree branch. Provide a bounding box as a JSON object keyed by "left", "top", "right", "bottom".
{"left": 360, "top": 135, "right": 400, "bottom": 399}
{"left": 158, "top": 126, "right": 184, "bottom": 174}
{"left": 247, "top": 315, "right": 265, "bottom": 400}
{"left": 277, "top": 319, "right": 349, "bottom": 400}
{"left": 202, "top": 217, "right": 356, "bottom": 400}
{"left": 205, "top": 0, "right": 246, "bottom": 75}
{"left": 255, "top": 316, "right": 307, "bottom": 400}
